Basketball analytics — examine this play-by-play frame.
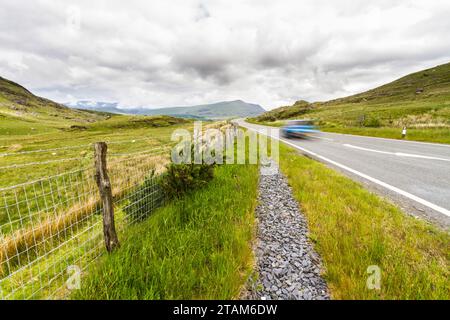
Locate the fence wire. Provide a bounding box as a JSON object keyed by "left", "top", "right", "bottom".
{"left": 0, "top": 145, "right": 170, "bottom": 299}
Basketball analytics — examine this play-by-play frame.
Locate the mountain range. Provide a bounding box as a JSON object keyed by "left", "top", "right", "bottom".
{"left": 67, "top": 100, "right": 265, "bottom": 120}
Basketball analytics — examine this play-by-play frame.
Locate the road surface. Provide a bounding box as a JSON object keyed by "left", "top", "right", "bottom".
{"left": 236, "top": 119, "right": 450, "bottom": 228}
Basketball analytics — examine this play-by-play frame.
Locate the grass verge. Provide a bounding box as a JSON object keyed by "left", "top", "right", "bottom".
{"left": 246, "top": 118, "right": 450, "bottom": 144}
{"left": 321, "top": 126, "right": 450, "bottom": 144}
{"left": 72, "top": 163, "right": 259, "bottom": 299}
{"left": 278, "top": 143, "right": 450, "bottom": 299}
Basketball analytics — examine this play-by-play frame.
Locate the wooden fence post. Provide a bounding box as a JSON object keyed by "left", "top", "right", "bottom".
{"left": 94, "top": 142, "right": 120, "bottom": 252}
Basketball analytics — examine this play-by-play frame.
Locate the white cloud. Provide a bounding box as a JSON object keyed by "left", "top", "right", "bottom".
{"left": 0, "top": 0, "right": 449, "bottom": 109}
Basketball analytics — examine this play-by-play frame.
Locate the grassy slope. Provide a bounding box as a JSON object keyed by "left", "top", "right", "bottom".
{"left": 73, "top": 163, "right": 259, "bottom": 300}
{"left": 0, "top": 76, "right": 113, "bottom": 135}
{"left": 249, "top": 62, "right": 450, "bottom": 143}
{"left": 278, "top": 143, "right": 450, "bottom": 299}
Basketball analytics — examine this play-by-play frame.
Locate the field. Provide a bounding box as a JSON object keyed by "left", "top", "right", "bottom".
{"left": 278, "top": 143, "right": 450, "bottom": 299}
{"left": 0, "top": 115, "right": 190, "bottom": 187}
{"left": 0, "top": 114, "right": 194, "bottom": 299}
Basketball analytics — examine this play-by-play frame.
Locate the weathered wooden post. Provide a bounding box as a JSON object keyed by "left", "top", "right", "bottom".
{"left": 94, "top": 142, "right": 120, "bottom": 252}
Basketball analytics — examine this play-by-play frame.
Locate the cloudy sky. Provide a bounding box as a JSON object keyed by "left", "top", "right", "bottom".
{"left": 1, "top": 0, "right": 449, "bottom": 110}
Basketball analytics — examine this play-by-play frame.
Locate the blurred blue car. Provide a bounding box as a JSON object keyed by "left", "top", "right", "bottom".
{"left": 281, "top": 119, "right": 320, "bottom": 138}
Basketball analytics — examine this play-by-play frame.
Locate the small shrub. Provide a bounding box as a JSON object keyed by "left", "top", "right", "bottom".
{"left": 161, "top": 162, "right": 215, "bottom": 200}
{"left": 126, "top": 144, "right": 219, "bottom": 223}
{"left": 263, "top": 115, "right": 277, "bottom": 122}
{"left": 161, "top": 143, "right": 218, "bottom": 200}
{"left": 364, "top": 116, "right": 382, "bottom": 127}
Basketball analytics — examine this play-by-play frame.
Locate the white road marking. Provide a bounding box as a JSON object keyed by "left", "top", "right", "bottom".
{"left": 242, "top": 123, "right": 450, "bottom": 218}
{"left": 343, "top": 144, "right": 391, "bottom": 155}
{"left": 315, "top": 136, "right": 334, "bottom": 141}
{"left": 343, "top": 144, "right": 450, "bottom": 162}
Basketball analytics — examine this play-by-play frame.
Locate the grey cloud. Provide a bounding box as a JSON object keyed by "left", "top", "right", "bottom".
{"left": 0, "top": 0, "right": 449, "bottom": 109}
{"left": 195, "top": 3, "right": 211, "bottom": 21}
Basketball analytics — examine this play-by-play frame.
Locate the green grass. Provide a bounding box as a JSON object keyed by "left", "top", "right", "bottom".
{"left": 0, "top": 115, "right": 57, "bottom": 136}
{"left": 278, "top": 143, "right": 450, "bottom": 299}
{"left": 245, "top": 118, "right": 285, "bottom": 128}
{"left": 321, "top": 126, "right": 450, "bottom": 144}
{"left": 72, "top": 162, "right": 259, "bottom": 300}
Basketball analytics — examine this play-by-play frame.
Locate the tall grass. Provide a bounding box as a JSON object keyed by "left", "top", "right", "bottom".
{"left": 278, "top": 143, "right": 450, "bottom": 299}
{"left": 73, "top": 163, "right": 259, "bottom": 299}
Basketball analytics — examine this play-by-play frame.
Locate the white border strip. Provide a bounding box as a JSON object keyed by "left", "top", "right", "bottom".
{"left": 246, "top": 125, "right": 450, "bottom": 218}
{"left": 343, "top": 144, "right": 450, "bottom": 162}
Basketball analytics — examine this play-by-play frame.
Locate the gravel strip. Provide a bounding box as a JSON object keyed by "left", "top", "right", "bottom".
{"left": 243, "top": 161, "right": 330, "bottom": 300}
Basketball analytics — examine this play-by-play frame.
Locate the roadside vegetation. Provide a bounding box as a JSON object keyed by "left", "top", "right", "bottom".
{"left": 248, "top": 62, "right": 450, "bottom": 144}
{"left": 321, "top": 126, "right": 450, "bottom": 144}
{"left": 278, "top": 143, "right": 450, "bottom": 299}
{"left": 73, "top": 162, "right": 259, "bottom": 299}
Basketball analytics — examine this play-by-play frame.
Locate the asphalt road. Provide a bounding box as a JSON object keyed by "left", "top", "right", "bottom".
{"left": 236, "top": 119, "right": 450, "bottom": 227}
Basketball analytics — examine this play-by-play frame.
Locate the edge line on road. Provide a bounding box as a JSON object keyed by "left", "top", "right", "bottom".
{"left": 320, "top": 131, "right": 450, "bottom": 148}
{"left": 343, "top": 144, "right": 450, "bottom": 162}
{"left": 243, "top": 124, "right": 450, "bottom": 218}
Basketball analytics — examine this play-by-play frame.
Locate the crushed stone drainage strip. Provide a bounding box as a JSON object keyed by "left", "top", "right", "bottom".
{"left": 243, "top": 160, "right": 330, "bottom": 300}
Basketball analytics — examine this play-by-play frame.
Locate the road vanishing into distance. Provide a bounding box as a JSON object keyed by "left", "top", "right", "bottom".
{"left": 236, "top": 119, "right": 450, "bottom": 228}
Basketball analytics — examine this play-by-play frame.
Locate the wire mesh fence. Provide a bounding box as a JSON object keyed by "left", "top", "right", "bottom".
{"left": 0, "top": 135, "right": 175, "bottom": 189}
{"left": 0, "top": 122, "right": 242, "bottom": 300}
{"left": 0, "top": 143, "right": 171, "bottom": 299}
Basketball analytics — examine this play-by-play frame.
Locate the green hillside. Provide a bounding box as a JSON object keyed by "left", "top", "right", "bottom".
{"left": 143, "top": 100, "right": 265, "bottom": 119}
{"left": 0, "top": 76, "right": 111, "bottom": 135}
{"left": 249, "top": 62, "right": 450, "bottom": 143}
